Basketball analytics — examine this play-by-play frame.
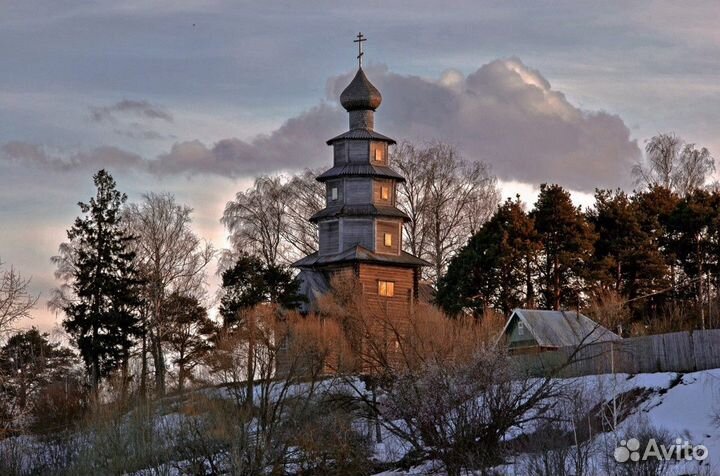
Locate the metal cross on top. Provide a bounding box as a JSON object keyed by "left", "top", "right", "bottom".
{"left": 354, "top": 32, "right": 366, "bottom": 68}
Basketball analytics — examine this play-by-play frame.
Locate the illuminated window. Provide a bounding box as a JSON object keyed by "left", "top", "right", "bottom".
{"left": 331, "top": 187, "right": 338, "bottom": 200}
{"left": 384, "top": 233, "right": 393, "bottom": 247}
{"left": 374, "top": 148, "right": 383, "bottom": 162}
{"left": 381, "top": 186, "right": 390, "bottom": 200}
{"left": 378, "top": 280, "right": 395, "bottom": 297}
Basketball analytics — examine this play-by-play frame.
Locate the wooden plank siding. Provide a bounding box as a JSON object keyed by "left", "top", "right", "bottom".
{"left": 372, "top": 179, "right": 394, "bottom": 206}
{"left": 358, "top": 264, "right": 416, "bottom": 320}
{"left": 344, "top": 178, "right": 371, "bottom": 204}
{"left": 326, "top": 180, "right": 343, "bottom": 205}
{"left": 348, "top": 141, "right": 369, "bottom": 163}
{"left": 375, "top": 220, "right": 401, "bottom": 255}
{"left": 370, "top": 141, "right": 388, "bottom": 165}
{"left": 513, "top": 329, "right": 720, "bottom": 378}
{"left": 333, "top": 142, "right": 347, "bottom": 165}
{"left": 341, "top": 219, "right": 373, "bottom": 250}
{"left": 318, "top": 221, "right": 339, "bottom": 255}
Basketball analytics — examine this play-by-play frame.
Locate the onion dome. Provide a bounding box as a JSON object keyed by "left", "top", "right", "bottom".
{"left": 340, "top": 68, "right": 382, "bottom": 111}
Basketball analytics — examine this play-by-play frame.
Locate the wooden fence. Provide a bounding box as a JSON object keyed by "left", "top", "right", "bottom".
{"left": 512, "top": 329, "right": 720, "bottom": 377}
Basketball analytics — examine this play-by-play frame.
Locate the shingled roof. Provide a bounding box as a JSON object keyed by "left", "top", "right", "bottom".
{"left": 502, "top": 309, "right": 621, "bottom": 348}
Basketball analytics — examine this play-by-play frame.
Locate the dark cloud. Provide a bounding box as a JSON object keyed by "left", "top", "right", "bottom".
{"left": 326, "top": 59, "right": 641, "bottom": 190}
{"left": 149, "top": 104, "right": 344, "bottom": 177}
{"left": 90, "top": 99, "right": 173, "bottom": 123}
{"left": 3, "top": 59, "right": 640, "bottom": 191}
{"left": 90, "top": 99, "right": 174, "bottom": 142}
{"left": 149, "top": 58, "right": 639, "bottom": 190}
{"left": 2, "top": 141, "right": 144, "bottom": 171}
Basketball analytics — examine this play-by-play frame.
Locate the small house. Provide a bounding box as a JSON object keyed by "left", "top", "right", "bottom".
{"left": 501, "top": 309, "right": 621, "bottom": 354}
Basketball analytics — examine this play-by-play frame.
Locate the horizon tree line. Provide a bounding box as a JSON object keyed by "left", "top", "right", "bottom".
{"left": 0, "top": 131, "right": 715, "bottom": 398}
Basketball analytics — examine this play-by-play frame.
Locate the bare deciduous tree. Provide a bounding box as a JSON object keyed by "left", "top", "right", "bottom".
{"left": 395, "top": 141, "right": 500, "bottom": 284}
{"left": 222, "top": 176, "right": 288, "bottom": 268}
{"left": 633, "top": 133, "right": 715, "bottom": 196}
{"left": 282, "top": 169, "right": 324, "bottom": 259}
{"left": 221, "top": 171, "right": 324, "bottom": 269}
{"left": 190, "top": 305, "right": 363, "bottom": 474}
{"left": 0, "top": 260, "right": 38, "bottom": 337}
{"left": 124, "top": 193, "right": 214, "bottom": 396}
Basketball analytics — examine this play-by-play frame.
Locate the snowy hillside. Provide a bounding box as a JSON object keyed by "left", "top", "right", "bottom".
{"left": 374, "top": 369, "right": 720, "bottom": 475}
{"left": 3, "top": 370, "right": 720, "bottom": 475}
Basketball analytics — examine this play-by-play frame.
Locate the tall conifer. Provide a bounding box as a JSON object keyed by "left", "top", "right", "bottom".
{"left": 60, "top": 170, "right": 142, "bottom": 391}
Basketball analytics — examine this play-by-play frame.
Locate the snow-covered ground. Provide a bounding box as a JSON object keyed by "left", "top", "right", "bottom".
{"left": 3, "top": 370, "right": 720, "bottom": 475}
{"left": 374, "top": 369, "right": 720, "bottom": 475}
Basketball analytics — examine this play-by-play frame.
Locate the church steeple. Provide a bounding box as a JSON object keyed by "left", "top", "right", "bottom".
{"left": 292, "top": 35, "right": 428, "bottom": 316}
{"left": 340, "top": 33, "right": 382, "bottom": 130}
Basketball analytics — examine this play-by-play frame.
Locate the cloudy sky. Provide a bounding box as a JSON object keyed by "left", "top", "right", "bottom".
{"left": 2, "top": 1, "right": 719, "bottom": 331}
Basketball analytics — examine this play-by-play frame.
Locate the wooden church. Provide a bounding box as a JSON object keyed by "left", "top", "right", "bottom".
{"left": 293, "top": 34, "right": 428, "bottom": 319}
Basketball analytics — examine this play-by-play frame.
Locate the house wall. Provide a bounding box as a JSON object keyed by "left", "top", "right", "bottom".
{"left": 372, "top": 179, "right": 395, "bottom": 206}
{"left": 333, "top": 143, "right": 347, "bottom": 165}
{"left": 341, "top": 219, "right": 373, "bottom": 250}
{"left": 344, "top": 178, "right": 372, "bottom": 204}
{"left": 505, "top": 316, "right": 538, "bottom": 349}
{"left": 278, "top": 263, "right": 421, "bottom": 377}
{"left": 348, "top": 141, "right": 369, "bottom": 163}
{"left": 318, "top": 221, "right": 339, "bottom": 255}
{"left": 358, "top": 264, "right": 416, "bottom": 319}
{"left": 375, "top": 220, "right": 401, "bottom": 255}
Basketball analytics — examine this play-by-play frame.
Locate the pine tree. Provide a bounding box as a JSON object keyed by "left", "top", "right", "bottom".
{"left": 164, "top": 292, "right": 216, "bottom": 393}
{"left": 632, "top": 186, "right": 681, "bottom": 315}
{"left": 59, "top": 170, "right": 142, "bottom": 391}
{"left": 0, "top": 328, "right": 77, "bottom": 433}
{"left": 437, "top": 197, "right": 541, "bottom": 316}
{"left": 531, "top": 184, "right": 596, "bottom": 310}
{"left": 588, "top": 190, "right": 666, "bottom": 298}
{"left": 219, "top": 253, "right": 305, "bottom": 328}
{"left": 667, "top": 188, "right": 717, "bottom": 328}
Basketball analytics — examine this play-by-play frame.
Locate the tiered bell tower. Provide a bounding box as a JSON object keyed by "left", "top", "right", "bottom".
{"left": 293, "top": 34, "right": 428, "bottom": 316}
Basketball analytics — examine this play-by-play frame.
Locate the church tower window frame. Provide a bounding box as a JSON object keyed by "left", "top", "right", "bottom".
{"left": 378, "top": 280, "right": 395, "bottom": 297}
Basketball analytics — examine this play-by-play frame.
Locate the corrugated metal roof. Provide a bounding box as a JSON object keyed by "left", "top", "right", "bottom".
{"left": 504, "top": 309, "right": 621, "bottom": 348}
{"left": 309, "top": 204, "right": 410, "bottom": 223}
{"left": 316, "top": 163, "right": 405, "bottom": 182}
{"left": 326, "top": 128, "right": 396, "bottom": 145}
{"left": 292, "top": 245, "right": 430, "bottom": 268}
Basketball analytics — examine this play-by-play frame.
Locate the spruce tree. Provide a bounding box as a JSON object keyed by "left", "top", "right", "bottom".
{"left": 531, "top": 184, "right": 596, "bottom": 310}
{"left": 59, "top": 170, "right": 142, "bottom": 391}
{"left": 437, "top": 197, "right": 540, "bottom": 316}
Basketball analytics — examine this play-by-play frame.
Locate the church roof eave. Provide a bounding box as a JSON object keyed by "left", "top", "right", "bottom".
{"left": 316, "top": 163, "right": 405, "bottom": 183}
{"left": 326, "top": 128, "right": 396, "bottom": 145}
{"left": 292, "top": 245, "right": 430, "bottom": 268}
{"left": 309, "top": 204, "right": 411, "bottom": 223}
